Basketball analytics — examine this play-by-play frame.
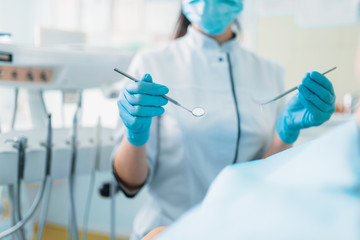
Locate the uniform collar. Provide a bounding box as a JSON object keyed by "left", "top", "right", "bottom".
{"left": 185, "top": 25, "right": 240, "bottom": 51}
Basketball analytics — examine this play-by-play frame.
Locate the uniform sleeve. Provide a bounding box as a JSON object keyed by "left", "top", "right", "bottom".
{"left": 110, "top": 51, "right": 159, "bottom": 197}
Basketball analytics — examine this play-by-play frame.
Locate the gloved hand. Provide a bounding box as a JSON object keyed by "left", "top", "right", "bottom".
{"left": 117, "top": 74, "right": 169, "bottom": 146}
{"left": 276, "top": 71, "right": 336, "bottom": 144}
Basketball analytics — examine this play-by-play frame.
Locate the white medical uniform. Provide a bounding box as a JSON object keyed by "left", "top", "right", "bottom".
{"left": 112, "top": 26, "right": 285, "bottom": 239}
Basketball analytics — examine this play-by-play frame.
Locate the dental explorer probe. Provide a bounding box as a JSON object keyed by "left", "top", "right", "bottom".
{"left": 37, "top": 114, "right": 53, "bottom": 240}
{"left": 260, "top": 66, "right": 337, "bottom": 106}
{"left": 113, "top": 68, "right": 205, "bottom": 117}
{"left": 68, "top": 95, "right": 81, "bottom": 240}
{"left": 0, "top": 115, "right": 53, "bottom": 239}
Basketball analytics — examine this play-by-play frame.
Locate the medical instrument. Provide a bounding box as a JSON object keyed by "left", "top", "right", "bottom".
{"left": 98, "top": 180, "right": 118, "bottom": 240}
{"left": 0, "top": 44, "right": 133, "bottom": 90}
{"left": 82, "top": 117, "right": 101, "bottom": 240}
{"left": 0, "top": 180, "right": 46, "bottom": 239}
{"left": 0, "top": 43, "right": 131, "bottom": 238}
{"left": 15, "top": 137, "right": 27, "bottom": 240}
{"left": 0, "top": 43, "right": 133, "bottom": 128}
{"left": 110, "top": 180, "right": 116, "bottom": 240}
{"left": 113, "top": 68, "right": 205, "bottom": 117}
{"left": 0, "top": 116, "right": 53, "bottom": 239}
{"left": 37, "top": 114, "right": 53, "bottom": 240}
{"left": 68, "top": 96, "right": 81, "bottom": 240}
{"left": 260, "top": 67, "right": 337, "bottom": 107}
{"left": 5, "top": 137, "right": 28, "bottom": 240}
{"left": 8, "top": 184, "right": 21, "bottom": 240}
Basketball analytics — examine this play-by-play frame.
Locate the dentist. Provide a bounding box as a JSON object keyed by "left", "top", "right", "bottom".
{"left": 112, "top": 1, "right": 336, "bottom": 239}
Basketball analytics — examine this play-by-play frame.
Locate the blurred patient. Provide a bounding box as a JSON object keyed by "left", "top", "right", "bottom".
{"left": 151, "top": 111, "right": 360, "bottom": 240}
{"left": 141, "top": 39, "right": 360, "bottom": 240}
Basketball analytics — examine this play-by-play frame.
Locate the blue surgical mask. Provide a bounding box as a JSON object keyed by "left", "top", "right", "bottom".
{"left": 182, "top": 0, "right": 243, "bottom": 35}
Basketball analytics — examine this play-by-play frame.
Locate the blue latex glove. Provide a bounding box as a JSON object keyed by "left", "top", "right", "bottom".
{"left": 117, "top": 74, "right": 169, "bottom": 146}
{"left": 277, "top": 71, "right": 336, "bottom": 144}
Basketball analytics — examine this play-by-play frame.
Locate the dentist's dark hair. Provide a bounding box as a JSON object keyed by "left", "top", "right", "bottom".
{"left": 173, "top": 11, "right": 191, "bottom": 39}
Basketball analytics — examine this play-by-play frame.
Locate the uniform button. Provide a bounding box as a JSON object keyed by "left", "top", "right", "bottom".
{"left": 218, "top": 57, "right": 223, "bottom": 62}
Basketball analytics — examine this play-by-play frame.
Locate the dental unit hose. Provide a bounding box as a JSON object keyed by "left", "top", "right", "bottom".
{"left": 0, "top": 115, "right": 53, "bottom": 239}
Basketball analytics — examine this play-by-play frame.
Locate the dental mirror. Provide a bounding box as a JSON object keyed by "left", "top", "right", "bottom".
{"left": 191, "top": 107, "right": 205, "bottom": 117}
